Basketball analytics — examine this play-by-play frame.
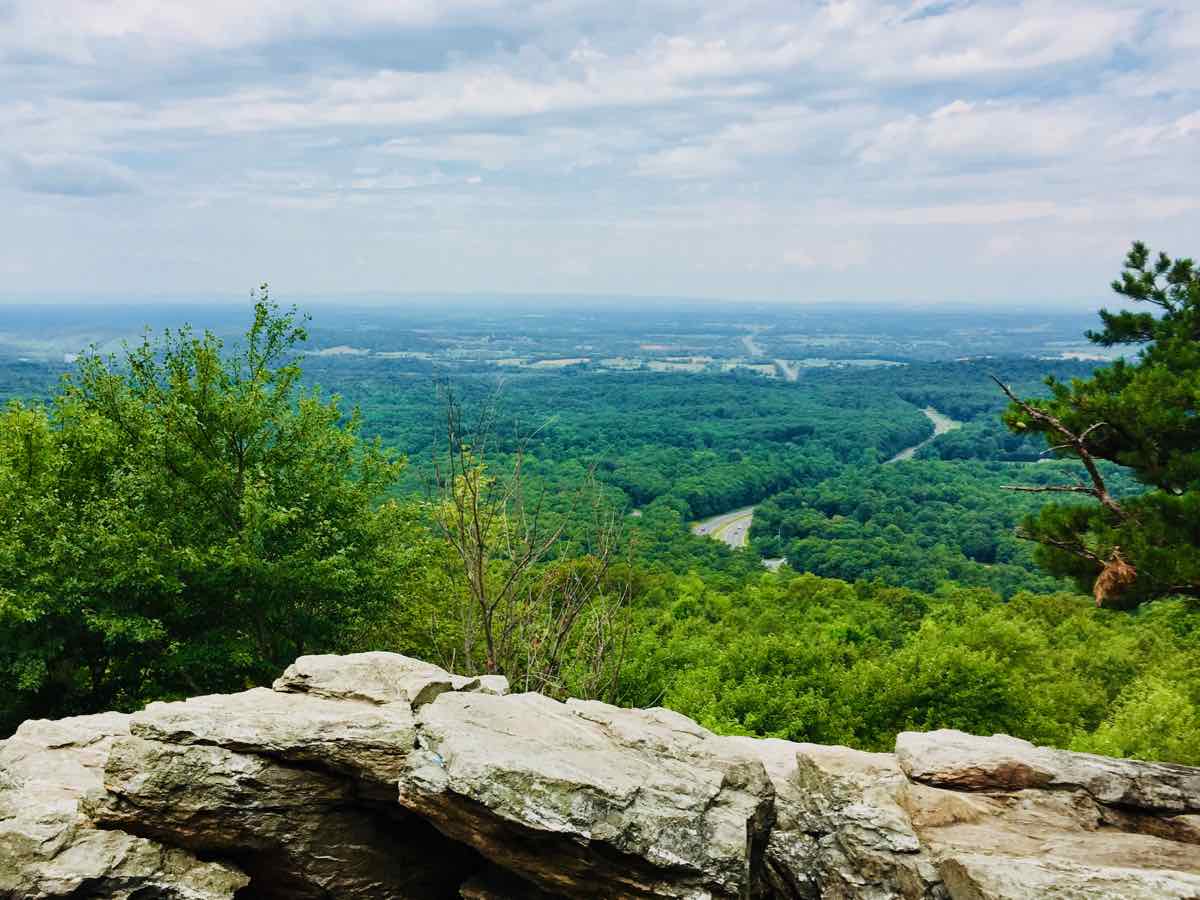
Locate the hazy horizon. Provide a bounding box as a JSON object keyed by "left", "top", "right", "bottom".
{"left": 0, "top": 292, "right": 1124, "bottom": 371}
{"left": 0, "top": 290, "right": 1130, "bottom": 315}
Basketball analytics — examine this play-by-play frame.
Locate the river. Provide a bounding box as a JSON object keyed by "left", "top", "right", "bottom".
{"left": 691, "top": 406, "right": 962, "bottom": 552}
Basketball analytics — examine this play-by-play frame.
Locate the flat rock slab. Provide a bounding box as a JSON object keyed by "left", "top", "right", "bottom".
{"left": 274, "top": 651, "right": 508, "bottom": 707}
{"left": 91, "top": 680, "right": 493, "bottom": 899}
{"left": 132, "top": 686, "right": 418, "bottom": 786}
{"left": 939, "top": 853, "right": 1200, "bottom": 900}
{"left": 896, "top": 729, "right": 1200, "bottom": 814}
{"left": 399, "top": 691, "right": 775, "bottom": 899}
{"left": 898, "top": 737, "right": 1200, "bottom": 900}
{"left": 0, "top": 713, "right": 247, "bottom": 900}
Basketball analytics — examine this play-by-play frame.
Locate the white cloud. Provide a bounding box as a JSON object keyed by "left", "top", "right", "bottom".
{"left": 378, "top": 126, "right": 642, "bottom": 172}
{"left": 2, "top": 0, "right": 523, "bottom": 59}
{"left": 980, "top": 233, "right": 1029, "bottom": 261}
{"left": 1107, "top": 110, "right": 1200, "bottom": 155}
{"left": 858, "top": 98, "right": 1094, "bottom": 167}
{"left": 0, "top": 0, "right": 1195, "bottom": 301}
{"left": 116, "top": 56, "right": 767, "bottom": 140}
{"left": 861, "top": 201, "right": 1064, "bottom": 226}
{"left": 632, "top": 104, "right": 868, "bottom": 180}
{"left": 782, "top": 239, "right": 870, "bottom": 271}
{"left": 7, "top": 153, "right": 140, "bottom": 196}
{"left": 634, "top": 144, "right": 740, "bottom": 179}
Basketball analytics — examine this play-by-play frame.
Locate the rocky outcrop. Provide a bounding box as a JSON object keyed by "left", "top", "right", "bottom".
{"left": 399, "top": 693, "right": 774, "bottom": 898}
{"left": 273, "top": 650, "right": 510, "bottom": 708}
{"left": 3, "top": 654, "right": 1199, "bottom": 900}
{"left": 91, "top": 687, "right": 480, "bottom": 899}
{"left": 729, "top": 737, "right": 945, "bottom": 898}
{"left": 897, "top": 730, "right": 1200, "bottom": 899}
{"left": 896, "top": 728, "right": 1200, "bottom": 813}
{"left": 0, "top": 712, "right": 247, "bottom": 899}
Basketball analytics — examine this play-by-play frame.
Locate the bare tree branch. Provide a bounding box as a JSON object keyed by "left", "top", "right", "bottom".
{"left": 428, "top": 383, "right": 630, "bottom": 696}
{"left": 1002, "top": 483, "right": 1099, "bottom": 496}
{"left": 991, "top": 375, "right": 1126, "bottom": 521}
{"left": 1014, "top": 526, "right": 1105, "bottom": 565}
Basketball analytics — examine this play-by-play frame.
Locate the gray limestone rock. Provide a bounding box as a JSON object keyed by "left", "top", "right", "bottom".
{"left": 938, "top": 853, "right": 1200, "bottom": 900}
{"left": 93, "top": 735, "right": 475, "bottom": 898}
{"left": 898, "top": 741, "right": 1200, "bottom": 900}
{"left": 6, "top": 656, "right": 1200, "bottom": 900}
{"left": 728, "top": 736, "right": 945, "bottom": 899}
{"left": 398, "top": 690, "right": 776, "bottom": 899}
{"left": 130, "top": 686, "right": 418, "bottom": 788}
{"left": 0, "top": 713, "right": 247, "bottom": 900}
{"left": 273, "top": 650, "right": 509, "bottom": 708}
{"left": 896, "top": 729, "right": 1200, "bottom": 813}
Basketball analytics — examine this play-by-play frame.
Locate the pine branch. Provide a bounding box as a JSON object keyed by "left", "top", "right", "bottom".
{"left": 1013, "top": 527, "right": 1104, "bottom": 565}
{"left": 1002, "top": 483, "right": 1097, "bottom": 496}
{"left": 992, "top": 375, "right": 1126, "bottom": 522}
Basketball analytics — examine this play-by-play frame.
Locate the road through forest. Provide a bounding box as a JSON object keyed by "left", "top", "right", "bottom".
{"left": 692, "top": 407, "right": 962, "bottom": 550}
{"left": 691, "top": 505, "right": 755, "bottom": 548}
{"left": 884, "top": 407, "right": 963, "bottom": 464}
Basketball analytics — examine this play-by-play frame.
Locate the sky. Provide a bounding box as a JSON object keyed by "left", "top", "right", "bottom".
{"left": 1, "top": 0, "right": 1197, "bottom": 305}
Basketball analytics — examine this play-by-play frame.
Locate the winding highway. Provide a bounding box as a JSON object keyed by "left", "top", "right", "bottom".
{"left": 691, "top": 406, "right": 963, "bottom": 552}
{"left": 690, "top": 505, "right": 755, "bottom": 548}
{"left": 885, "top": 407, "right": 963, "bottom": 464}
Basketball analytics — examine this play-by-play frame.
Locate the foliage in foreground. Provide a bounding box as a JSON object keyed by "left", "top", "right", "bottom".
{"left": 0, "top": 298, "right": 429, "bottom": 732}
{"left": 1003, "top": 242, "right": 1199, "bottom": 607}
{"left": 620, "top": 570, "right": 1200, "bottom": 765}
{"left": 420, "top": 386, "right": 631, "bottom": 699}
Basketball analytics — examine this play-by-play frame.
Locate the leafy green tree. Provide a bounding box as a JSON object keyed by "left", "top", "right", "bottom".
{"left": 998, "top": 242, "right": 1199, "bottom": 607}
{"left": 1072, "top": 676, "right": 1200, "bottom": 765}
{"left": 0, "top": 295, "right": 424, "bottom": 733}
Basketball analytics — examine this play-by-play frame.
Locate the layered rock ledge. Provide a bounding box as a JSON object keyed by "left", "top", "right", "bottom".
{"left": 3, "top": 652, "right": 1198, "bottom": 899}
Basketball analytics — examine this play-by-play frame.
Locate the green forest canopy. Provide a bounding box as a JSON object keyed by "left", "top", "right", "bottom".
{"left": 1, "top": 245, "right": 1197, "bottom": 765}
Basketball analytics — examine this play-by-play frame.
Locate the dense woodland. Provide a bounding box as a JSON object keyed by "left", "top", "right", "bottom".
{"left": 2, "top": 247, "right": 1197, "bottom": 765}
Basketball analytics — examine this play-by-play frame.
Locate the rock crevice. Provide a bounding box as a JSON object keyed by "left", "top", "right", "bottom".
{"left": 4, "top": 653, "right": 1199, "bottom": 900}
